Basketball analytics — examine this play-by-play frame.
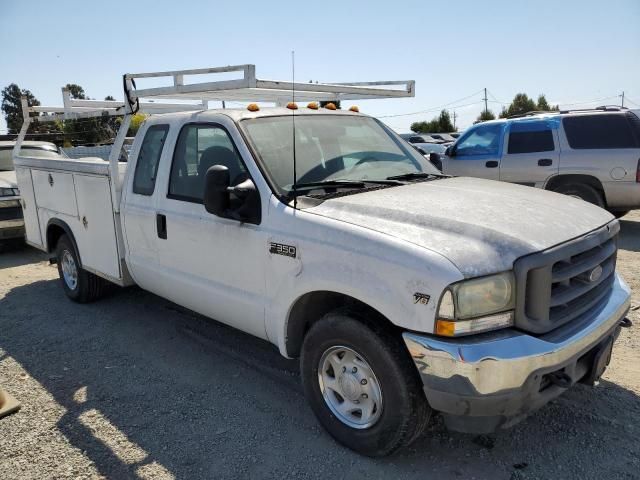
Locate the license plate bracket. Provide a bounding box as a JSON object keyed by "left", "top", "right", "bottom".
{"left": 583, "top": 336, "right": 614, "bottom": 386}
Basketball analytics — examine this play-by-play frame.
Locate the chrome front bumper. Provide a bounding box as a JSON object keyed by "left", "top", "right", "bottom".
{"left": 402, "top": 273, "right": 631, "bottom": 433}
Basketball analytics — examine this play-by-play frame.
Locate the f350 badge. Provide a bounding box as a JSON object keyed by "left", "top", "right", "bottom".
{"left": 269, "top": 242, "right": 297, "bottom": 258}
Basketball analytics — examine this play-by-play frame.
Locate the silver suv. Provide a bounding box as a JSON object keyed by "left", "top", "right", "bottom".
{"left": 441, "top": 107, "right": 640, "bottom": 217}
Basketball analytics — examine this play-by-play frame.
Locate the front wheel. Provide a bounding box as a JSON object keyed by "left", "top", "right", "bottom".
{"left": 56, "top": 234, "right": 105, "bottom": 303}
{"left": 300, "top": 311, "right": 431, "bottom": 456}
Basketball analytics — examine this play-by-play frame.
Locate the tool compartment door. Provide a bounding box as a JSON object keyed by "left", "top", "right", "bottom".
{"left": 73, "top": 174, "right": 121, "bottom": 280}
{"left": 14, "top": 167, "right": 43, "bottom": 247}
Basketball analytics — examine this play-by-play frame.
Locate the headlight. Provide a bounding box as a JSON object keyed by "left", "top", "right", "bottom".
{"left": 436, "top": 272, "right": 515, "bottom": 336}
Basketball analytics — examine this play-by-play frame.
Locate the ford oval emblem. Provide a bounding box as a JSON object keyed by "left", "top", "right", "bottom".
{"left": 588, "top": 265, "right": 603, "bottom": 283}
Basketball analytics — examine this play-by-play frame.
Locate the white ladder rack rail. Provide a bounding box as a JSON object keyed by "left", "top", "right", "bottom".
{"left": 16, "top": 64, "right": 415, "bottom": 212}
{"left": 124, "top": 64, "right": 414, "bottom": 105}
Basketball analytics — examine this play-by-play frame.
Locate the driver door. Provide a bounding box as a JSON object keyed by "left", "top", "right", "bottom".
{"left": 442, "top": 123, "right": 505, "bottom": 180}
{"left": 153, "top": 121, "right": 268, "bottom": 339}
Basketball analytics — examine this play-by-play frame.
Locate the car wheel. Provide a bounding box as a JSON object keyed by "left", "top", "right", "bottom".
{"left": 56, "top": 234, "right": 105, "bottom": 303}
{"left": 300, "top": 310, "right": 431, "bottom": 456}
{"left": 554, "top": 183, "right": 605, "bottom": 208}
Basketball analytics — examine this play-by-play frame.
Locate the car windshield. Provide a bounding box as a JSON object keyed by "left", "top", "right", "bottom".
{"left": 241, "top": 115, "right": 439, "bottom": 195}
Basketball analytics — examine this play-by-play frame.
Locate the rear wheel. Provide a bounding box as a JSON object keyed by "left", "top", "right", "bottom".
{"left": 56, "top": 234, "right": 105, "bottom": 303}
{"left": 300, "top": 311, "right": 431, "bottom": 456}
{"left": 553, "top": 183, "right": 605, "bottom": 208}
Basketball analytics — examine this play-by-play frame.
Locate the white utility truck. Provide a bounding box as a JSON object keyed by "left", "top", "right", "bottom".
{"left": 14, "top": 65, "right": 631, "bottom": 456}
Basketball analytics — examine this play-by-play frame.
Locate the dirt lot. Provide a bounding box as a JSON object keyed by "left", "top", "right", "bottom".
{"left": 1, "top": 213, "right": 639, "bottom": 480}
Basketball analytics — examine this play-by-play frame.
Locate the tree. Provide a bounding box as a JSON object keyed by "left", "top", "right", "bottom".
{"left": 1, "top": 83, "right": 41, "bottom": 134}
{"left": 65, "top": 84, "right": 87, "bottom": 100}
{"left": 475, "top": 109, "right": 496, "bottom": 123}
{"left": 410, "top": 109, "right": 454, "bottom": 133}
{"left": 62, "top": 84, "right": 116, "bottom": 145}
{"left": 104, "top": 95, "right": 115, "bottom": 101}
{"left": 499, "top": 93, "right": 559, "bottom": 118}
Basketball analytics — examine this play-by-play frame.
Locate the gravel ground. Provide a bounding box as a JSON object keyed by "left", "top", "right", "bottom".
{"left": 1, "top": 212, "right": 639, "bottom": 480}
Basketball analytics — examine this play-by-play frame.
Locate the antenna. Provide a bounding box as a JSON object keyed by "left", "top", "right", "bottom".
{"left": 291, "top": 50, "right": 298, "bottom": 210}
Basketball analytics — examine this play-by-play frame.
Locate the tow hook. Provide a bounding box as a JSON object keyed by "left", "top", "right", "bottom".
{"left": 620, "top": 318, "right": 632, "bottom": 328}
{"left": 548, "top": 371, "right": 572, "bottom": 389}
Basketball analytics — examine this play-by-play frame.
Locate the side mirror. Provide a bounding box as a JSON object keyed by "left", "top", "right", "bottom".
{"left": 204, "top": 165, "right": 261, "bottom": 224}
{"left": 204, "top": 165, "right": 230, "bottom": 216}
{"left": 445, "top": 145, "right": 453, "bottom": 157}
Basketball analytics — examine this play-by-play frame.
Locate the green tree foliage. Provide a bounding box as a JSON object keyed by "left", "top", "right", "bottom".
{"left": 1, "top": 83, "right": 41, "bottom": 134}
{"left": 62, "top": 84, "right": 118, "bottom": 145}
{"left": 475, "top": 109, "right": 496, "bottom": 123}
{"left": 410, "top": 110, "right": 455, "bottom": 133}
{"left": 499, "top": 93, "right": 559, "bottom": 118}
{"left": 104, "top": 95, "right": 116, "bottom": 101}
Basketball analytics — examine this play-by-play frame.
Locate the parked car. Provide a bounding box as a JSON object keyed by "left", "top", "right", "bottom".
{"left": 15, "top": 68, "right": 632, "bottom": 456}
{"left": 0, "top": 141, "right": 65, "bottom": 242}
{"left": 424, "top": 132, "right": 456, "bottom": 143}
{"left": 441, "top": 108, "right": 640, "bottom": 216}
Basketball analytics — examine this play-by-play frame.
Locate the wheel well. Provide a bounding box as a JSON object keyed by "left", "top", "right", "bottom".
{"left": 545, "top": 174, "right": 606, "bottom": 200}
{"left": 46, "top": 220, "right": 80, "bottom": 264}
{"left": 285, "top": 291, "right": 397, "bottom": 358}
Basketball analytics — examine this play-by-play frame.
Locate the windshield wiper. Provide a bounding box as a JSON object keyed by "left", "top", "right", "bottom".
{"left": 386, "top": 172, "right": 445, "bottom": 181}
{"left": 292, "top": 179, "right": 367, "bottom": 190}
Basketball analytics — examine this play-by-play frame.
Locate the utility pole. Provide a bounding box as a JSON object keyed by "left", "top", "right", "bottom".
{"left": 620, "top": 91, "right": 625, "bottom": 108}
{"left": 453, "top": 111, "right": 457, "bottom": 131}
{"left": 483, "top": 88, "right": 488, "bottom": 115}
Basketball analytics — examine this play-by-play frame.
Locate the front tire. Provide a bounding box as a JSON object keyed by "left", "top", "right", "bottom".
{"left": 56, "top": 234, "right": 105, "bottom": 303}
{"left": 300, "top": 311, "right": 431, "bottom": 456}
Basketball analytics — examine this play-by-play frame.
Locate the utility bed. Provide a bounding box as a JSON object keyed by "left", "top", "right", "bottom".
{"left": 13, "top": 155, "right": 129, "bottom": 284}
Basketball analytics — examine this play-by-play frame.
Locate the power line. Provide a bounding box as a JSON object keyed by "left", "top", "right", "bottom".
{"left": 376, "top": 89, "right": 485, "bottom": 118}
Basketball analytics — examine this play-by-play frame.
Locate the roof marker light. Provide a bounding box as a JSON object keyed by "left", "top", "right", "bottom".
{"left": 287, "top": 102, "right": 298, "bottom": 110}
{"left": 307, "top": 102, "right": 319, "bottom": 110}
{"left": 324, "top": 102, "right": 337, "bottom": 110}
{"left": 247, "top": 103, "right": 260, "bottom": 112}
{"left": 349, "top": 106, "right": 359, "bottom": 112}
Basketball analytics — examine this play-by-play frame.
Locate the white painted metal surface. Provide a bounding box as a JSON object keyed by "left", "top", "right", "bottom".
{"left": 13, "top": 167, "right": 42, "bottom": 247}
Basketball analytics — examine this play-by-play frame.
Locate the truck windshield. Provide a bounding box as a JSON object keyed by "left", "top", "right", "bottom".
{"left": 241, "top": 115, "right": 439, "bottom": 195}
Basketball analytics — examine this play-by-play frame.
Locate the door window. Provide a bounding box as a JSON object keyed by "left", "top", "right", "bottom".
{"left": 562, "top": 114, "right": 638, "bottom": 149}
{"left": 168, "top": 124, "right": 246, "bottom": 203}
{"left": 454, "top": 124, "right": 503, "bottom": 157}
{"left": 507, "top": 122, "right": 555, "bottom": 154}
{"left": 132, "top": 124, "right": 169, "bottom": 195}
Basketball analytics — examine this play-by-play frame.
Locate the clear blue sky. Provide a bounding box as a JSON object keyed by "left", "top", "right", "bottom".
{"left": 1, "top": 0, "right": 639, "bottom": 134}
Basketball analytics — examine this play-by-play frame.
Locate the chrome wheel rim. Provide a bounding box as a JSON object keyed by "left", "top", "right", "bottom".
{"left": 61, "top": 250, "right": 78, "bottom": 290}
{"left": 318, "top": 346, "right": 383, "bottom": 429}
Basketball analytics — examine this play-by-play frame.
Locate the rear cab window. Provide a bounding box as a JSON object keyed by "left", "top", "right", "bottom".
{"left": 507, "top": 121, "right": 555, "bottom": 154}
{"left": 562, "top": 113, "right": 639, "bottom": 149}
{"left": 132, "top": 124, "right": 169, "bottom": 195}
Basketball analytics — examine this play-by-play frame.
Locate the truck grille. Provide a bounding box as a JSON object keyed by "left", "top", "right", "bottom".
{"left": 513, "top": 222, "right": 618, "bottom": 334}
{"left": 0, "top": 205, "right": 23, "bottom": 221}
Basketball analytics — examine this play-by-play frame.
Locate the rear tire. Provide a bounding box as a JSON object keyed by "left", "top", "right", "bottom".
{"left": 55, "top": 234, "right": 105, "bottom": 303}
{"left": 553, "top": 183, "right": 605, "bottom": 208}
{"left": 300, "top": 311, "right": 431, "bottom": 457}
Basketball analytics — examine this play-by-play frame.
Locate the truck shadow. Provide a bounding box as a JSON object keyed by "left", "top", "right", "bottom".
{"left": 1, "top": 279, "right": 638, "bottom": 479}
{"left": 0, "top": 240, "right": 48, "bottom": 269}
{"left": 618, "top": 218, "right": 640, "bottom": 253}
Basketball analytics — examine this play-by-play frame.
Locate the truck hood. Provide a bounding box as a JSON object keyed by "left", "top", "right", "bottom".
{"left": 0, "top": 170, "right": 18, "bottom": 189}
{"left": 307, "top": 177, "right": 614, "bottom": 277}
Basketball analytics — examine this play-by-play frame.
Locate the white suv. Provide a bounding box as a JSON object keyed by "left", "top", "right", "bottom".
{"left": 442, "top": 108, "right": 640, "bottom": 217}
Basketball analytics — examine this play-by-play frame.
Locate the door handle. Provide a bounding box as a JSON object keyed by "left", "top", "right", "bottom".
{"left": 485, "top": 161, "right": 499, "bottom": 168}
{"left": 538, "top": 158, "right": 553, "bottom": 166}
{"left": 156, "top": 213, "right": 167, "bottom": 239}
